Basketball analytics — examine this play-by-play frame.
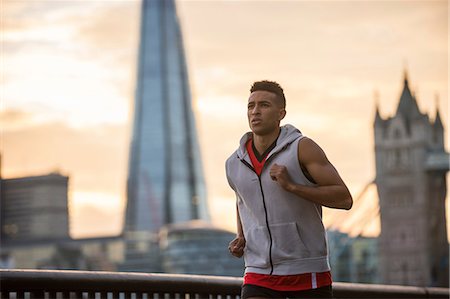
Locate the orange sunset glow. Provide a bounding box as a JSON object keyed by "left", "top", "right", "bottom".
{"left": 1, "top": 0, "right": 448, "bottom": 240}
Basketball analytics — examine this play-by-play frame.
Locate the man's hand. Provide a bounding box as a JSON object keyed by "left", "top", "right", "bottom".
{"left": 228, "top": 236, "right": 245, "bottom": 258}
{"left": 270, "top": 163, "right": 293, "bottom": 191}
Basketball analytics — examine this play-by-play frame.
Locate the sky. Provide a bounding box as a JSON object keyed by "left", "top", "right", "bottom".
{"left": 1, "top": 0, "right": 448, "bottom": 239}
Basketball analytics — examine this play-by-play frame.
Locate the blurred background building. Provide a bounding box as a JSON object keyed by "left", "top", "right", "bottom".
{"left": 374, "top": 73, "right": 449, "bottom": 287}
{"left": 1, "top": 171, "right": 69, "bottom": 242}
{"left": 124, "top": 0, "right": 209, "bottom": 235}
{"left": 0, "top": 165, "right": 123, "bottom": 270}
{"left": 159, "top": 221, "right": 244, "bottom": 276}
{"left": 328, "top": 230, "right": 380, "bottom": 284}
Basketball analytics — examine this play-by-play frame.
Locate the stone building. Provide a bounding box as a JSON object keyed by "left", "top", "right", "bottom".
{"left": 374, "top": 72, "right": 449, "bottom": 287}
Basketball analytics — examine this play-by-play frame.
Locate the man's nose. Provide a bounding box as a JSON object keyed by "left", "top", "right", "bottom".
{"left": 251, "top": 105, "right": 260, "bottom": 114}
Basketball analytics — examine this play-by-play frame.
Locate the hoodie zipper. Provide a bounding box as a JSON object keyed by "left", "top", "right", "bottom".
{"left": 238, "top": 143, "right": 290, "bottom": 275}
{"left": 239, "top": 158, "right": 274, "bottom": 275}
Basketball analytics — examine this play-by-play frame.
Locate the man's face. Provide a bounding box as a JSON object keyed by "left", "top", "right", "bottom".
{"left": 247, "top": 90, "right": 286, "bottom": 136}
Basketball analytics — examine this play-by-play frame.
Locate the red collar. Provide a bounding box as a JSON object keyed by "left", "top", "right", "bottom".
{"left": 246, "top": 139, "right": 266, "bottom": 176}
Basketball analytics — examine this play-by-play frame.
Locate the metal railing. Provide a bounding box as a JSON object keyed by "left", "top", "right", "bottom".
{"left": 0, "top": 269, "right": 448, "bottom": 299}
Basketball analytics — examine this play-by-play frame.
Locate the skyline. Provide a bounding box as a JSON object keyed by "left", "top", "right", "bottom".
{"left": 1, "top": 0, "right": 448, "bottom": 239}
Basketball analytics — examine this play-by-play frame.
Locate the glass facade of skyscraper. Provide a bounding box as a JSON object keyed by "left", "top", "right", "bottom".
{"left": 125, "top": 0, "right": 209, "bottom": 234}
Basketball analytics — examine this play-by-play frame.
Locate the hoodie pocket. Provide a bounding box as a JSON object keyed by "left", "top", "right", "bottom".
{"left": 271, "top": 222, "right": 310, "bottom": 264}
{"left": 244, "top": 225, "right": 270, "bottom": 268}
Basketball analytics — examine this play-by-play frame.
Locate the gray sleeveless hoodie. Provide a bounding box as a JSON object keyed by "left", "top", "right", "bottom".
{"left": 225, "top": 124, "right": 330, "bottom": 275}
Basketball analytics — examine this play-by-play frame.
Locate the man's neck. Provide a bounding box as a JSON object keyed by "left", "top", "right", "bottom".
{"left": 252, "top": 128, "right": 280, "bottom": 156}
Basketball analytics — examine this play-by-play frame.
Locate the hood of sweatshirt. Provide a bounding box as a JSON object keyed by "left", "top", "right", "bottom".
{"left": 236, "top": 124, "right": 303, "bottom": 160}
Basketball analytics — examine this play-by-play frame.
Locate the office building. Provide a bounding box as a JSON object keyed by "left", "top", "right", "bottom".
{"left": 123, "top": 0, "right": 210, "bottom": 272}
{"left": 125, "top": 0, "right": 209, "bottom": 234}
{"left": 1, "top": 173, "right": 70, "bottom": 242}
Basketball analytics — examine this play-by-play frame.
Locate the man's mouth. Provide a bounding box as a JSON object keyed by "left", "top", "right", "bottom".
{"left": 251, "top": 119, "right": 262, "bottom": 125}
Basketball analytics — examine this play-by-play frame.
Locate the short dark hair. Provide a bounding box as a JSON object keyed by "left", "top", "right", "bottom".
{"left": 250, "top": 80, "right": 286, "bottom": 108}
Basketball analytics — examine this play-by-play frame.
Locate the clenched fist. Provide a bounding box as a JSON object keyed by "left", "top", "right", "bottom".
{"left": 269, "top": 163, "right": 293, "bottom": 190}
{"left": 228, "top": 236, "right": 246, "bottom": 258}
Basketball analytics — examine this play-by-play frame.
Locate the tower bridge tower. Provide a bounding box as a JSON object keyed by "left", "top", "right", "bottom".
{"left": 374, "top": 72, "right": 449, "bottom": 287}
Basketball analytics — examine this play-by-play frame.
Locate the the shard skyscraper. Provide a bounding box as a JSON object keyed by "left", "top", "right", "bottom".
{"left": 125, "top": 0, "right": 209, "bottom": 236}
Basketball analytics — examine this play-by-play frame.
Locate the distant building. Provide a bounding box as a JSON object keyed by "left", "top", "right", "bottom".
{"left": 351, "top": 236, "right": 380, "bottom": 284}
{"left": 1, "top": 172, "right": 70, "bottom": 242}
{"left": 1, "top": 236, "right": 123, "bottom": 271}
{"left": 123, "top": 0, "right": 210, "bottom": 272}
{"left": 159, "top": 221, "right": 244, "bottom": 276}
{"left": 327, "top": 230, "right": 380, "bottom": 284}
{"left": 374, "top": 72, "right": 449, "bottom": 287}
{"left": 125, "top": 0, "right": 209, "bottom": 234}
{"left": 327, "top": 230, "right": 353, "bottom": 282}
{"left": 0, "top": 166, "right": 124, "bottom": 271}
{"left": 118, "top": 231, "right": 162, "bottom": 273}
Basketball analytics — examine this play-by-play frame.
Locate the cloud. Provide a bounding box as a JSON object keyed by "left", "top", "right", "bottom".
{"left": 72, "top": 2, "right": 140, "bottom": 100}
{"left": 1, "top": 120, "right": 129, "bottom": 195}
{"left": 3, "top": 1, "right": 139, "bottom": 127}
{"left": 74, "top": 2, "right": 139, "bottom": 55}
{"left": 0, "top": 108, "right": 35, "bottom": 129}
{"left": 181, "top": 0, "right": 447, "bottom": 116}
{"left": 2, "top": 1, "right": 45, "bottom": 31}
{"left": 2, "top": 1, "right": 100, "bottom": 46}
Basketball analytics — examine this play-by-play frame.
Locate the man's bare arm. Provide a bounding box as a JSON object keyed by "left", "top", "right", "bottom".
{"left": 269, "top": 137, "right": 353, "bottom": 210}
{"left": 228, "top": 202, "right": 246, "bottom": 258}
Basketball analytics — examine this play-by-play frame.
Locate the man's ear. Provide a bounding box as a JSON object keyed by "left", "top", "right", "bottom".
{"left": 279, "top": 109, "right": 286, "bottom": 121}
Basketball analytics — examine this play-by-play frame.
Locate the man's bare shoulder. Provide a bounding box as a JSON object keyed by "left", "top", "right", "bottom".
{"left": 298, "top": 137, "right": 328, "bottom": 163}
